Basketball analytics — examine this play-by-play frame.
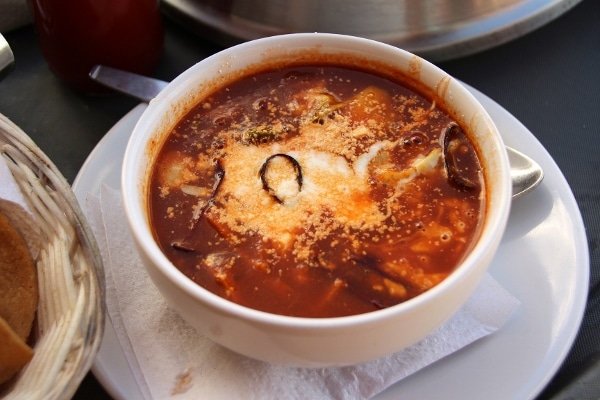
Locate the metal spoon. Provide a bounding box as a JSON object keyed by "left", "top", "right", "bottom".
{"left": 506, "top": 146, "right": 544, "bottom": 199}
{"left": 89, "top": 65, "right": 544, "bottom": 199}
{"left": 89, "top": 65, "right": 167, "bottom": 103}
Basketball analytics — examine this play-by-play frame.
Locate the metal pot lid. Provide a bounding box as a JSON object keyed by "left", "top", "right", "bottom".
{"left": 162, "top": 0, "right": 582, "bottom": 61}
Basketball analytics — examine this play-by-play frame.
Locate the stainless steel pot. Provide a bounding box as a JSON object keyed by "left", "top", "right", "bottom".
{"left": 163, "top": 0, "right": 582, "bottom": 61}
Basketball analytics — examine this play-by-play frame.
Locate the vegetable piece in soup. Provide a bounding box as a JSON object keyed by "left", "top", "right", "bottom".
{"left": 149, "top": 65, "right": 485, "bottom": 318}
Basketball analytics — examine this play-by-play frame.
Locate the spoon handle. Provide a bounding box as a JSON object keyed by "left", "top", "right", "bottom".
{"left": 89, "top": 65, "right": 167, "bottom": 103}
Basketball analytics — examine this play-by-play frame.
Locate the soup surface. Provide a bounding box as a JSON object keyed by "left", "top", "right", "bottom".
{"left": 149, "top": 65, "right": 485, "bottom": 317}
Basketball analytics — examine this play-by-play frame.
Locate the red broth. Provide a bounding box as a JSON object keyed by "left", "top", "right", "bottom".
{"left": 148, "top": 65, "right": 485, "bottom": 318}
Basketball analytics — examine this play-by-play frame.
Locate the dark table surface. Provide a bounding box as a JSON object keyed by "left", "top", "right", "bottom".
{"left": 1, "top": 1, "right": 598, "bottom": 398}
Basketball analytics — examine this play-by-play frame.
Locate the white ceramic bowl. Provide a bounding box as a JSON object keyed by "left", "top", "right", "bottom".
{"left": 122, "top": 33, "right": 511, "bottom": 367}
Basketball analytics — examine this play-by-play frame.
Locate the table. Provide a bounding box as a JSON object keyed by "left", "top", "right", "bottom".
{"left": 0, "top": 1, "right": 598, "bottom": 398}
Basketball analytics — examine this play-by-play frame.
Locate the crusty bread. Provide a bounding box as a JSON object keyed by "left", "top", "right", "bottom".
{"left": 0, "top": 316, "right": 34, "bottom": 384}
{"left": 0, "top": 209, "right": 38, "bottom": 341}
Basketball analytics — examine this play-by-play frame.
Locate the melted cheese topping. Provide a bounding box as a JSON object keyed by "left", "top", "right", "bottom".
{"left": 211, "top": 124, "right": 386, "bottom": 250}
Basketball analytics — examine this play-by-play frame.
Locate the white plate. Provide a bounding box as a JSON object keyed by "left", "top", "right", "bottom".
{"left": 73, "top": 84, "right": 589, "bottom": 400}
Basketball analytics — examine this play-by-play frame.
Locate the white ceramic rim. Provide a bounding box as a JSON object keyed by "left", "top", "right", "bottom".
{"left": 122, "top": 33, "right": 512, "bottom": 331}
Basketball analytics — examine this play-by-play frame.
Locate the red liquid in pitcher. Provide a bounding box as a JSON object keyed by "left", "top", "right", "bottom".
{"left": 28, "top": 0, "right": 164, "bottom": 93}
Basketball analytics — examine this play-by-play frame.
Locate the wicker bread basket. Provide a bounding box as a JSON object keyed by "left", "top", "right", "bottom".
{"left": 0, "top": 113, "right": 105, "bottom": 399}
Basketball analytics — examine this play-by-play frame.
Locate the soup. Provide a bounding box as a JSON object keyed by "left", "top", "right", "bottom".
{"left": 148, "top": 65, "right": 485, "bottom": 318}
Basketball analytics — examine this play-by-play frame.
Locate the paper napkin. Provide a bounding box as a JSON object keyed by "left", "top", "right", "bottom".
{"left": 0, "top": 154, "right": 29, "bottom": 209}
{"left": 86, "top": 184, "right": 520, "bottom": 400}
